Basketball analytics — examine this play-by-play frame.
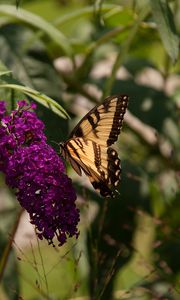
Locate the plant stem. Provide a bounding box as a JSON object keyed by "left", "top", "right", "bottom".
{"left": 86, "top": 24, "right": 133, "bottom": 54}
{"left": 0, "top": 207, "right": 24, "bottom": 282}
{"left": 102, "top": 6, "right": 150, "bottom": 98}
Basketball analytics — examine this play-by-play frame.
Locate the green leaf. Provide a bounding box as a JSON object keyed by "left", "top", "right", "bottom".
{"left": 0, "top": 4, "right": 73, "bottom": 56}
{"left": 104, "top": 8, "right": 134, "bottom": 27}
{"left": 0, "top": 70, "right": 12, "bottom": 76}
{"left": 0, "top": 82, "right": 70, "bottom": 119}
{"left": 151, "top": 0, "right": 179, "bottom": 63}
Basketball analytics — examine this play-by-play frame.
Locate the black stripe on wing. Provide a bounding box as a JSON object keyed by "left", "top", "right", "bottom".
{"left": 106, "top": 95, "right": 128, "bottom": 146}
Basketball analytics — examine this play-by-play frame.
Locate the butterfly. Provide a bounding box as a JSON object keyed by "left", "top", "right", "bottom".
{"left": 60, "top": 95, "right": 128, "bottom": 198}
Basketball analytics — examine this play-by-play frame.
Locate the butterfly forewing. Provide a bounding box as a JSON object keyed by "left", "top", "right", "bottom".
{"left": 61, "top": 94, "right": 128, "bottom": 197}
{"left": 69, "top": 95, "right": 128, "bottom": 146}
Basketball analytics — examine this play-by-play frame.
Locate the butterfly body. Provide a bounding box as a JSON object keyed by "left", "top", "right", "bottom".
{"left": 60, "top": 95, "right": 128, "bottom": 197}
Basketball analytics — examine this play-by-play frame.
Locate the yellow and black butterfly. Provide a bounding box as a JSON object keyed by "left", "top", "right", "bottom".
{"left": 60, "top": 95, "right": 128, "bottom": 197}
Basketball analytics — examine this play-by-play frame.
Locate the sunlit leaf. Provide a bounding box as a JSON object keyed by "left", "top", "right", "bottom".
{"left": 0, "top": 70, "right": 12, "bottom": 76}
{"left": 0, "top": 82, "right": 70, "bottom": 119}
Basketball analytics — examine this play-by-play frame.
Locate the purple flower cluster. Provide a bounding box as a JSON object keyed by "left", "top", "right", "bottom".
{"left": 0, "top": 100, "right": 79, "bottom": 246}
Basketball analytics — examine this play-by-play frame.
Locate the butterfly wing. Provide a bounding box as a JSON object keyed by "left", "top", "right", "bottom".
{"left": 69, "top": 95, "right": 128, "bottom": 146}
{"left": 63, "top": 138, "right": 121, "bottom": 197}
{"left": 61, "top": 94, "right": 128, "bottom": 197}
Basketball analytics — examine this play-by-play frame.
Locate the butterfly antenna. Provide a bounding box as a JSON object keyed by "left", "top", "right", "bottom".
{"left": 50, "top": 140, "right": 59, "bottom": 146}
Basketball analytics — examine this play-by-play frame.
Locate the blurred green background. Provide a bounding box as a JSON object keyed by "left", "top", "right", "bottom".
{"left": 0, "top": 0, "right": 179, "bottom": 299}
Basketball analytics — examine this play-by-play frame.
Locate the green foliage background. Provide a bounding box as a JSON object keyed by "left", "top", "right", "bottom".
{"left": 0, "top": 0, "right": 179, "bottom": 299}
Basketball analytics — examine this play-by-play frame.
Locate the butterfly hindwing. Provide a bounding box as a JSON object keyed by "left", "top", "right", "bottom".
{"left": 88, "top": 147, "right": 121, "bottom": 197}
{"left": 60, "top": 94, "right": 128, "bottom": 197}
{"left": 64, "top": 138, "right": 121, "bottom": 197}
